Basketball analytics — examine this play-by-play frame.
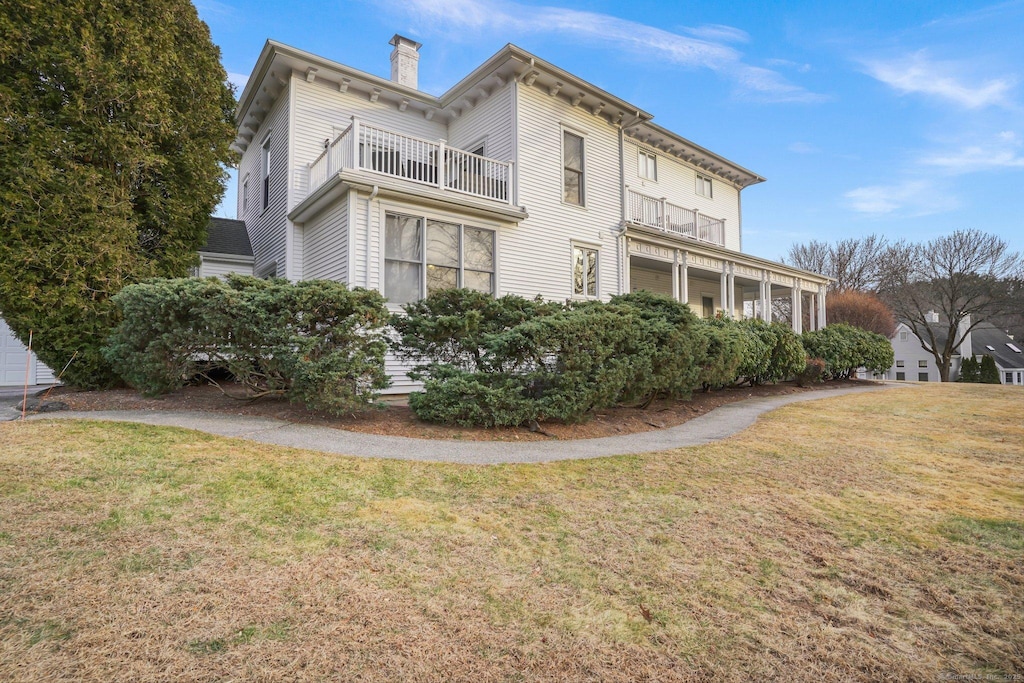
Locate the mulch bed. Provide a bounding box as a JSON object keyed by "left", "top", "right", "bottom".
{"left": 41, "top": 379, "right": 871, "bottom": 442}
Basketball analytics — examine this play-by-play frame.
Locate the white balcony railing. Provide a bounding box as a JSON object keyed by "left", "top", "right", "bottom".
{"left": 307, "top": 117, "right": 513, "bottom": 204}
{"left": 626, "top": 188, "right": 725, "bottom": 246}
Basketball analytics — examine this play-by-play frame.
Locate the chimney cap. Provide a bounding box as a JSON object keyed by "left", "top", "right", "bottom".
{"left": 389, "top": 34, "right": 422, "bottom": 51}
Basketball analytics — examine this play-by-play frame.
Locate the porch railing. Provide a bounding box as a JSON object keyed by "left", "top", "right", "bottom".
{"left": 307, "top": 117, "right": 513, "bottom": 204}
{"left": 626, "top": 188, "right": 725, "bottom": 246}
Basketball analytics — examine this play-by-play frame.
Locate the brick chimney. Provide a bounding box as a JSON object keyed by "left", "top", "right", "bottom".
{"left": 389, "top": 34, "right": 422, "bottom": 90}
{"left": 925, "top": 310, "right": 940, "bottom": 323}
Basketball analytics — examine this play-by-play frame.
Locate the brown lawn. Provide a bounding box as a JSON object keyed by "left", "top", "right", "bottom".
{"left": 0, "top": 382, "right": 1021, "bottom": 681}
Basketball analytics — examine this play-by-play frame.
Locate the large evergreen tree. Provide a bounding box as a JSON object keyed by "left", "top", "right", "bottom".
{"left": 0, "top": 0, "right": 236, "bottom": 387}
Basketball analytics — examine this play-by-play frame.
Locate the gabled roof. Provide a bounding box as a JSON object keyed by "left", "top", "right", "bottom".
{"left": 234, "top": 40, "right": 765, "bottom": 188}
{"left": 201, "top": 218, "right": 252, "bottom": 257}
{"left": 971, "top": 323, "right": 1024, "bottom": 369}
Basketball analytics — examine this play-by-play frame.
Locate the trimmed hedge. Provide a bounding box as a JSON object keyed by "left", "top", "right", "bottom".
{"left": 801, "top": 323, "right": 893, "bottom": 379}
{"left": 104, "top": 276, "right": 390, "bottom": 414}
{"left": 398, "top": 289, "right": 708, "bottom": 426}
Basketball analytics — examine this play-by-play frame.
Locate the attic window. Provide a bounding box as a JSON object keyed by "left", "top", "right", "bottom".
{"left": 1008, "top": 343, "right": 1022, "bottom": 353}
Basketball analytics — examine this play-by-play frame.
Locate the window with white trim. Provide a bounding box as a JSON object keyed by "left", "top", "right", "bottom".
{"left": 241, "top": 174, "right": 249, "bottom": 216}
{"left": 696, "top": 173, "right": 713, "bottom": 198}
{"left": 899, "top": 330, "right": 908, "bottom": 341}
{"left": 918, "top": 360, "right": 927, "bottom": 368}
{"left": 563, "top": 130, "right": 585, "bottom": 205}
{"left": 572, "top": 245, "right": 598, "bottom": 297}
{"left": 261, "top": 134, "right": 271, "bottom": 211}
{"left": 639, "top": 150, "right": 657, "bottom": 180}
{"left": 896, "top": 360, "right": 904, "bottom": 367}
{"left": 384, "top": 212, "right": 495, "bottom": 304}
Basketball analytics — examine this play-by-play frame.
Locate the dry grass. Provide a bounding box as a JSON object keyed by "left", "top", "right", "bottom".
{"left": 0, "top": 382, "right": 1021, "bottom": 681}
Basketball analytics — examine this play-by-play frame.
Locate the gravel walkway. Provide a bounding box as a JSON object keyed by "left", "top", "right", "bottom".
{"left": 11, "top": 383, "right": 899, "bottom": 464}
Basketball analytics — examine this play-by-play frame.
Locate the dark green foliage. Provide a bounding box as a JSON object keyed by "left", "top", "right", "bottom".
{"left": 801, "top": 323, "right": 894, "bottom": 379}
{"left": 104, "top": 277, "right": 390, "bottom": 414}
{"left": 697, "top": 318, "right": 755, "bottom": 389}
{"left": 797, "top": 357, "right": 826, "bottom": 387}
{"left": 958, "top": 356, "right": 981, "bottom": 383}
{"left": 979, "top": 355, "right": 1001, "bottom": 384}
{"left": 398, "top": 289, "right": 708, "bottom": 426}
{"left": 0, "top": 0, "right": 237, "bottom": 387}
{"left": 391, "top": 289, "right": 560, "bottom": 375}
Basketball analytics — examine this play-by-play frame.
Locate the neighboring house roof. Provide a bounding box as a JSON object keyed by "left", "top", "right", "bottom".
{"left": 234, "top": 40, "right": 765, "bottom": 188}
{"left": 201, "top": 218, "right": 253, "bottom": 257}
{"left": 897, "top": 320, "right": 955, "bottom": 352}
{"left": 971, "top": 323, "right": 1024, "bottom": 369}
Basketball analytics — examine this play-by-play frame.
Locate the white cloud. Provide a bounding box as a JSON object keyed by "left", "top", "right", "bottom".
{"left": 788, "top": 142, "right": 819, "bottom": 154}
{"left": 765, "top": 58, "right": 812, "bottom": 73}
{"left": 863, "top": 50, "right": 1016, "bottom": 109}
{"left": 920, "top": 133, "right": 1024, "bottom": 173}
{"left": 387, "top": 0, "right": 824, "bottom": 103}
{"left": 683, "top": 24, "right": 750, "bottom": 44}
{"left": 844, "top": 180, "right": 961, "bottom": 216}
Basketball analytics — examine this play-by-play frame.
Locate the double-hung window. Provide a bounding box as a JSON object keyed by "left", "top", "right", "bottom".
{"left": 563, "top": 130, "right": 585, "bottom": 205}
{"left": 385, "top": 212, "right": 495, "bottom": 304}
{"left": 572, "top": 245, "right": 598, "bottom": 298}
{"left": 696, "top": 173, "right": 712, "bottom": 198}
{"left": 261, "top": 134, "right": 272, "bottom": 211}
{"left": 639, "top": 150, "right": 657, "bottom": 180}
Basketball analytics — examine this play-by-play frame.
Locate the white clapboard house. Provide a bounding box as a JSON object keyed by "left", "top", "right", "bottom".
{"left": 0, "top": 218, "right": 252, "bottom": 387}
{"left": 231, "top": 35, "right": 831, "bottom": 392}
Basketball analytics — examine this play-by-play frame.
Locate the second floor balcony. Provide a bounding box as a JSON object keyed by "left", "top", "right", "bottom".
{"left": 308, "top": 118, "right": 514, "bottom": 204}
{"left": 626, "top": 188, "right": 725, "bottom": 247}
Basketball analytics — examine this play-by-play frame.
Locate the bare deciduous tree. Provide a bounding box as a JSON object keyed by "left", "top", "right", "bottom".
{"left": 785, "top": 235, "right": 890, "bottom": 291}
{"left": 877, "top": 230, "right": 1024, "bottom": 381}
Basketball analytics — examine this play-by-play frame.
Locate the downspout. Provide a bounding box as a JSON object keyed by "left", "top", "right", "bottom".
{"left": 366, "top": 185, "right": 379, "bottom": 288}
{"left": 615, "top": 111, "right": 643, "bottom": 295}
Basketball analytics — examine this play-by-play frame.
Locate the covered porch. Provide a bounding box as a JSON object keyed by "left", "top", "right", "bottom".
{"left": 625, "top": 236, "right": 828, "bottom": 333}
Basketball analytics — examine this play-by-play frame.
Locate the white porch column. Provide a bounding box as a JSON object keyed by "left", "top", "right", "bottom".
{"left": 680, "top": 251, "right": 689, "bottom": 305}
{"left": 672, "top": 249, "right": 680, "bottom": 302}
{"left": 720, "top": 263, "right": 729, "bottom": 317}
{"left": 727, "top": 263, "right": 736, "bottom": 317}
{"left": 791, "top": 280, "right": 803, "bottom": 334}
{"left": 760, "top": 271, "right": 771, "bottom": 322}
{"left": 817, "top": 284, "right": 827, "bottom": 329}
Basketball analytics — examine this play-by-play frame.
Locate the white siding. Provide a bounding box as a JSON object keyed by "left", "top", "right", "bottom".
{"left": 290, "top": 77, "right": 448, "bottom": 205}
{"left": 624, "top": 139, "right": 742, "bottom": 251}
{"left": 447, "top": 82, "right": 514, "bottom": 162}
{"left": 630, "top": 266, "right": 672, "bottom": 295}
{"left": 0, "top": 317, "right": 56, "bottom": 386}
{"left": 238, "top": 85, "right": 290, "bottom": 278}
{"left": 302, "top": 193, "right": 350, "bottom": 282}
{"left": 687, "top": 275, "right": 724, "bottom": 318}
{"left": 506, "top": 84, "right": 622, "bottom": 300}
{"left": 197, "top": 256, "right": 254, "bottom": 279}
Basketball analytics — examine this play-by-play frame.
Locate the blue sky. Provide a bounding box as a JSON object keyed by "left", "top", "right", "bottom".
{"left": 200, "top": 0, "right": 1024, "bottom": 261}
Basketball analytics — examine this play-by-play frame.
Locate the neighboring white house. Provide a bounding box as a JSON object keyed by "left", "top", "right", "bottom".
{"left": 0, "top": 219, "right": 253, "bottom": 387}
{"left": 232, "top": 36, "right": 831, "bottom": 392}
{"left": 885, "top": 313, "right": 1024, "bottom": 385}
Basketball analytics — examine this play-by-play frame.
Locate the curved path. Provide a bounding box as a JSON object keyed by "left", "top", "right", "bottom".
{"left": 16, "top": 384, "right": 899, "bottom": 464}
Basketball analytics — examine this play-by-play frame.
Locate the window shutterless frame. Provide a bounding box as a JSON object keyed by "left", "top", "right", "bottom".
{"left": 384, "top": 210, "right": 496, "bottom": 304}
{"left": 696, "top": 172, "right": 712, "bottom": 198}
{"left": 561, "top": 126, "right": 585, "bottom": 206}
{"left": 571, "top": 243, "right": 598, "bottom": 298}
{"left": 260, "top": 132, "right": 272, "bottom": 211}
{"left": 639, "top": 149, "right": 657, "bottom": 181}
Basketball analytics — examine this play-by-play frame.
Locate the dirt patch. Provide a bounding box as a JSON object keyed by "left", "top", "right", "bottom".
{"left": 43, "top": 380, "right": 870, "bottom": 441}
